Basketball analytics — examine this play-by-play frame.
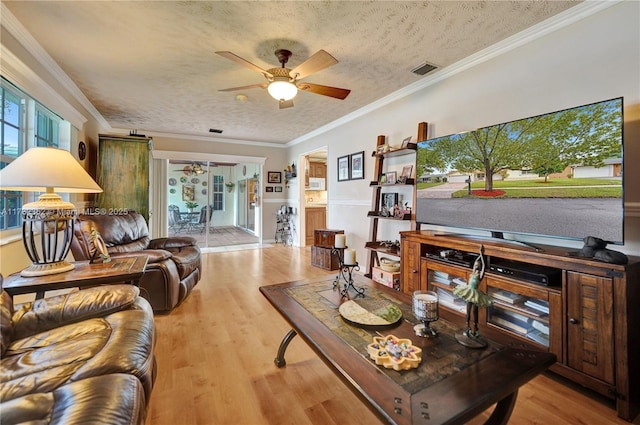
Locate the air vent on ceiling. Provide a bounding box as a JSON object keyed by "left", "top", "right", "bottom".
{"left": 209, "top": 128, "right": 223, "bottom": 134}
{"left": 411, "top": 62, "right": 438, "bottom": 76}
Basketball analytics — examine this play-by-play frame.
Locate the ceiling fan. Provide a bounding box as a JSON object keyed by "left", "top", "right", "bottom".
{"left": 173, "top": 162, "right": 208, "bottom": 175}
{"left": 216, "top": 49, "right": 351, "bottom": 109}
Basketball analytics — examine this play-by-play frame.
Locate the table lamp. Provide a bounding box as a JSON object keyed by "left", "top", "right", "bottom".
{"left": 0, "top": 147, "right": 103, "bottom": 277}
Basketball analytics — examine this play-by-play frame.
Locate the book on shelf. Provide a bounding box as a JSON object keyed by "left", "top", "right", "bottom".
{"left": 524, "top": 299, "right": 550, "bottom": 314}
{"left": 452, "top": 277, "right": 467, "bottom": 287}
{"left": 531, "top": 320, "right": 549, "bottom": 335}
{"left": 527, "top": 329, "right": 550, "bottom": 346}
{"left": 493, "top": 299, "right": 546, "bottom": 317}
{"left": 432, "top": 271, "right": 451, "bottom": 285}
{"left": 436, "top": 288, "right": 467, "bottom": 313}
{"left": 490, "top": 315, "right": 531, "bottom": 335}
{"left": 496, "top": 308, "right": 531, "bottom": 325}
{"left": 491, "top": 289, "right": 526, "bottom": 305}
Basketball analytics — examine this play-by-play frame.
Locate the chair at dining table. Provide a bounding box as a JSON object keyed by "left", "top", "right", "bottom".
{"left": 190, "top": 205, "right": 214, "bottom": 233}
{"left": 168, "top": 204, "right": 191, "bottom": 233}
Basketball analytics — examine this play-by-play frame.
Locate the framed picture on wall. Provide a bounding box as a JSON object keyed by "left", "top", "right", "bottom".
{"left": 267, "top": 171, "right": 281, "bottom": 184}
{"left": 338, "top": 155, "right": 350, "bottom": 181}
{"left": 349, "top": 151, "right": 365, "bottom": 180}
{"left": 266, "top": 186, "right": 274, "bottom": 192}
{"left": 182, "top": 184, "right": 195, "bottom": 202}
{"left": 275, "top": 186, "right": 283, "bottom": 192}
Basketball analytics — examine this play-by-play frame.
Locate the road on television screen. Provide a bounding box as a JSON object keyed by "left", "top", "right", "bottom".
{"left": 415, "top": 195, "right": 623, "bottom": 242}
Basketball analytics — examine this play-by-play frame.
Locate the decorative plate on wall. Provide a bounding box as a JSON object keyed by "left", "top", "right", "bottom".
{"left": 169, "top": 178, "right": 177, "bottom": 186}
{"left": 180, "top": 176, "right": 187, "bottom": 183}
{"left": 202, "top": 181, "right": 207, "bottom": 186}
{"left": 170, "top": 188, "right": 176, "bottom": 194}
{"left": 202, "top": 189, "right": 207, "bottom": 195}
{"left": 191, "top": 178, "right": 200, "bottom": 184}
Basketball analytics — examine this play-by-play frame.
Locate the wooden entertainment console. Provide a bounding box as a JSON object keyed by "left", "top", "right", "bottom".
{"left": 400, "top": 230, "right": 640, "bottom": 421}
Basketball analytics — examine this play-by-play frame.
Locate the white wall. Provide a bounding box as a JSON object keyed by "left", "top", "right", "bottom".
{"left": 289, "top": 1, "right": 640, "bottom": 262}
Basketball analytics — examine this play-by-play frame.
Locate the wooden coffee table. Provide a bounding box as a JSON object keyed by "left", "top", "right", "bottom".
{"left": 260, "top": 276, "right": 556, "bottom": 425}
{"left": 3, "top": 255, "right": 148, "bottom": 300}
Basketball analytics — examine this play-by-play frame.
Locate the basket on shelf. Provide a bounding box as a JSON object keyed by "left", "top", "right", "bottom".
{"left": 380, "top": 257, "right": 401, "bottom": 273}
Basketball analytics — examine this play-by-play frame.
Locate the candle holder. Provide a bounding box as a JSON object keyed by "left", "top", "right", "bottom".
{"left": 332, "top": 246, "right": 365, "bottom": 298}
{"left": 412, "top": 290, "right": 439, "bottom": 337}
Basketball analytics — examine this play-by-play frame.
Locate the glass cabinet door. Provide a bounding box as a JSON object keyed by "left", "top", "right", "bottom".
{"left": 486, "top": 278, "right": 550, "bottom": 348}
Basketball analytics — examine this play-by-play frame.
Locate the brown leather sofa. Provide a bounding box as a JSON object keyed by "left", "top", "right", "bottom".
{"left": 0, "top": 284, "right": 156, "bottom": 425}
{"left": 70, "top": 211, "right": 201, "bottom": 313}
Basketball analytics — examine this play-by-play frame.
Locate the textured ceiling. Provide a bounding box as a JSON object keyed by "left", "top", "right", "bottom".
{"left": 4, "top": 1, "right": 581, "bottom": 145}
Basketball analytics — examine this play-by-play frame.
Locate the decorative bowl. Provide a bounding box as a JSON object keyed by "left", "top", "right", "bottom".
{"left": 367, "top": 335, "right": 422, "bottom": 371}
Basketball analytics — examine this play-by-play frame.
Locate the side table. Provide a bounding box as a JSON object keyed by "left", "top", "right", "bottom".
{"left": 2, "top": 255, "right": 148, "bottom": 300}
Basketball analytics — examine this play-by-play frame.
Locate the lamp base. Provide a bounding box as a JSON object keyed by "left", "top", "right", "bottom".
{"left": 21, "top": 260, "right": 75, "bottom": 277}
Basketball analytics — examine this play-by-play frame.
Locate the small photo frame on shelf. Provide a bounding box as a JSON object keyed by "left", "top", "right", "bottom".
{"left": 401, "top": 164, "right": 413, "bottom": 179}
{"left": 275, "top": 186, "right": 283, "bottom": 192}
{"left": 386, "top": 171, "right": 397, "bottom": 184}
{"left": 267, "top": 171, "right": 281, "bottom": 184}
{"left": 401, "top": 136, "right": 412, "bottom": 148}
{"left": 350, "top": 151, "right": 365, "bottom": 180}
{"left": 90, "top": 228, "right": 111, "bottom": 264}
{"left": 338, "top": 155, "right": 350, "bottom": 181}
{"left": 382, "top": 192, "right": 399, "bottom": 212}
{"left": 266, "top": 186, "right": 274, "bottom": 192}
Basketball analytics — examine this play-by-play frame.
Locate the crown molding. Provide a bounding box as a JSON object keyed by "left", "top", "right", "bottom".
{"left": 287, "top": 0, "right": 621, "bottom": 147}
{"left": 111, "top": 128, "right": 286, "bottom": 148}
{"left": 1, "top": 3, "right": 111, "bottom": 131}
{"left": 152, "top": 149, "right": 266, "bottom": 165}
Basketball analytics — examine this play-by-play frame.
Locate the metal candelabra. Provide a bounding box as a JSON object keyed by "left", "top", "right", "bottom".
{"left": 331, "top": 247, "right": 365, "bottom": 298}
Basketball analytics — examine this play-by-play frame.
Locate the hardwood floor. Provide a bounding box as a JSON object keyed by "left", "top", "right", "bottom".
{"left": 147, "top": 245, "right": 636, "bottom": 425}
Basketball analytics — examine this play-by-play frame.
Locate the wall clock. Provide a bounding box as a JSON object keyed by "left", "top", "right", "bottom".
{"left": 78, "top": 141, "right": 86, "bottom": 160}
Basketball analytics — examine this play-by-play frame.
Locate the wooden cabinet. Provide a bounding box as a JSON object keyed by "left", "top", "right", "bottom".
{"left": 96, "top": 134, "right": 151, "bottom": 221}
{"left": 308, "top": 162, "right": 326, "bottom": 178}
{"left": 401, "top": 239, "right": 422, "bottom": 293}
{"left": 566, "top": 271, "right": 614, "bottom": 385}
{"left": 400, "top": 230, "right": 640, "bottom": 421}
{"left": 311, "top": 229, "right": 343, "bottom": 270}
{"left": 305, "top": 207, "right": 326, "bottom": 245}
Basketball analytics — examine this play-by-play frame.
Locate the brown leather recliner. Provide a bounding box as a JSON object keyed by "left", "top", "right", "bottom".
{"left": 0, "top": 284, "right": 156, "bottom": 425}
{"left": 70, "top": 211, "right": 201, "bottom": 313}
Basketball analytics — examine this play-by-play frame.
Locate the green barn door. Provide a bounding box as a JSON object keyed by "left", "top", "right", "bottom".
{"left": 97, "top": 135, "right": 151, "bottom": 221}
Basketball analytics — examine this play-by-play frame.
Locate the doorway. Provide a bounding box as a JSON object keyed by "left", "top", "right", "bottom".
{"left": 301, "top": 147, "right": 328, "bottom": 246}
{"left": 166, "top": 159, "right": 259, "bottom": 249}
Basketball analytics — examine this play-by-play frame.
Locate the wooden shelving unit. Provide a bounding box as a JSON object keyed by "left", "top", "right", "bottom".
{"left": 364, "top": 134, "right": 418, "bottom": 281}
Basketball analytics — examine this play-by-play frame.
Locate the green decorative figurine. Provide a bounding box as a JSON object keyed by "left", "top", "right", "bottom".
{"left": 453, "top": 245, "right": 492, "bottom": 348}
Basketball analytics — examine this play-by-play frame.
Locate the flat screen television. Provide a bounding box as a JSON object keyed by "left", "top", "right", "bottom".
{"left": 415, "top": 97, "right": 624, "bottom": 246}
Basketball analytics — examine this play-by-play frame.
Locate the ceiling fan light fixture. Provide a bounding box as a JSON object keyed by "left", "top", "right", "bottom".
{"left": 267, "top": 79, "right": 297, "bottom": 101}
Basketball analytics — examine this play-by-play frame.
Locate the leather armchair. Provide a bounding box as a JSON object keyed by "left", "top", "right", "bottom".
{"left": 0, "top": 284, "right": 156, "bottom": 425}
{"left": 70, "top": 211, "right": 201, "bottom": 313}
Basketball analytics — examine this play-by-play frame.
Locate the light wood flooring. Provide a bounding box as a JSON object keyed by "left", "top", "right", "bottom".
{"left": 147, "top": 244, "right": 637, "bottom": 425}
{"left": 168, "top": 225, "right": 259, "bottom": 248}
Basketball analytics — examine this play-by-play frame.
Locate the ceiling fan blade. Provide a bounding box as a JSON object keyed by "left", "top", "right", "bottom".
{"left": 219, "top": 83, "right": 267, "bottom": 92}
{"left": 290, "top": 50, "right": 338, "bottom": 80}
{"left": 298, "top": 82, "right": 351, "bottom": 100}
{"left": 279, "top": 99, "right": 294, "bottom": 109}
{"left": 215, "top": 51, "right": 273, "bottom": 78}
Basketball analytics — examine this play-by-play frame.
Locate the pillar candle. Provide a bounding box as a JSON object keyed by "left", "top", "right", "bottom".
{"left": 335, "top": 234, "right": 346, "bottom": 248}
{"left": 344, "top": 249, "right": 356, "bottom": 265}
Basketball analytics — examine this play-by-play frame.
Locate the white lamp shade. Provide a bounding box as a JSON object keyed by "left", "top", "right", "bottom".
{"left": 0, "top": 147, "right": 102, "bottom": 193}
{"left": 267, "top": 80, "right": 297, "bottom": 101}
